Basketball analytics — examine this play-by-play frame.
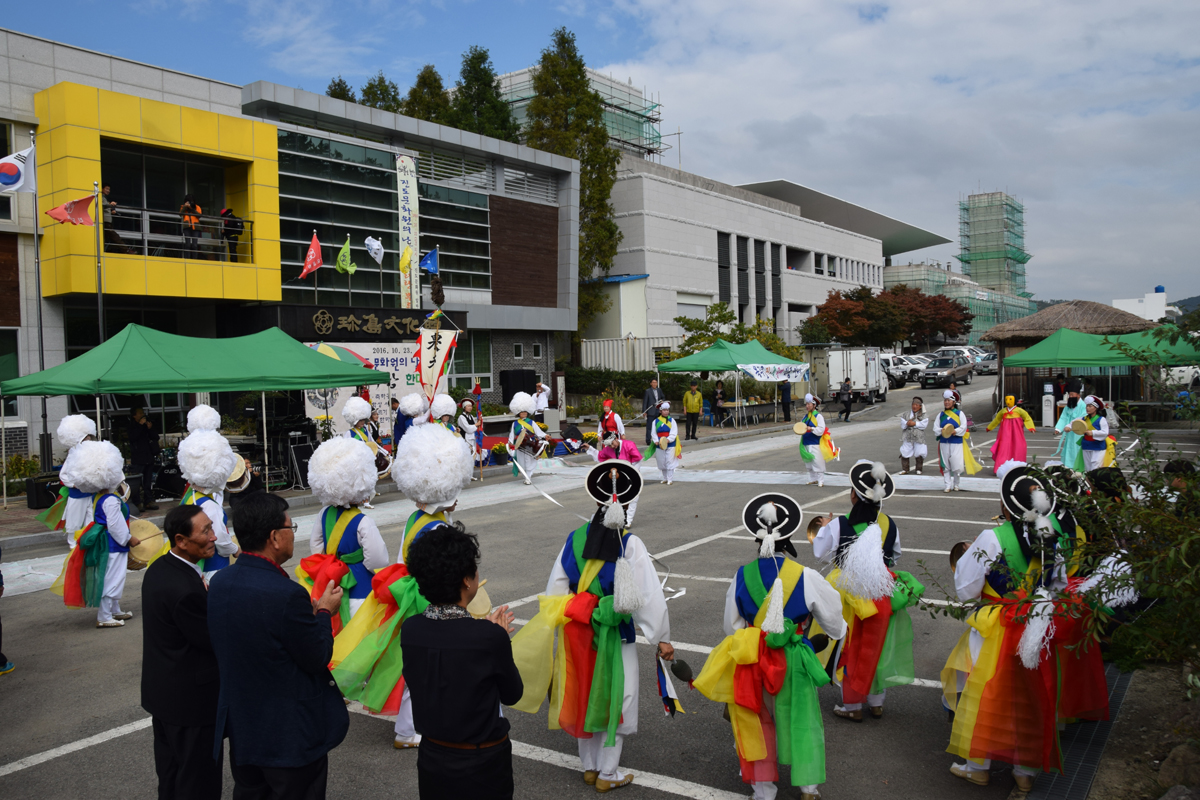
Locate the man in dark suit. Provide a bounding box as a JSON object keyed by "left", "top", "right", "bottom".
{"left": 142, "top": 504, "right": 221, "bottom": 800}
{"left": 642, "top": 378, "right": 665, "bottom": 445}
{"left": 128, "top": 406, "right": 160, "bottom": 511}
{"left": 208, "top": 492, "right": 347, "bottom": 800}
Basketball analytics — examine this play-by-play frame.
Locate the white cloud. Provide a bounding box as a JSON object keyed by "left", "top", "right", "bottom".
{"left": 598, "top": 0, "right": 1200, "bottom": 302}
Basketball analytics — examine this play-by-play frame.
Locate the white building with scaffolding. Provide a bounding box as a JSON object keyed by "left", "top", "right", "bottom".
{"left": 498, "top": 68, "right": 664, "bottom": 158}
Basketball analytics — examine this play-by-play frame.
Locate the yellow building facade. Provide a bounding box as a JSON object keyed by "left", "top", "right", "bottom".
{"left": 33, "top": 82, "right": 280, "bottom": 301}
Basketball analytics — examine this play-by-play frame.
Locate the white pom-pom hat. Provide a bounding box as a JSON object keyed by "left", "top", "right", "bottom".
{"left": 308, "top": 437, "right": 377, "bottom": 508}
{"left": 178, "top": 430, "right": 239, "bottom": 493}
{"left": 60, "top": 440, "right": 125, "bottom": 494}
{"left": 342, "top": 396, "right": 372, "bottom": 427}
{"left": 398, "top": 393, "right": 429, "bottom": 418}
{"left": 187, "top": 404, "right": 222, "bottom": 433}
{"left": 56, "top": 415, "right": 97, "bottom": 449}
{"left": 392, "top": 423, "right": 473, "bottom": 510}
{"left": 509, "top": 392, "right": 536, "bottom": 417}
{"left": 430, "top": 394, "right": 457, "bottom": 420}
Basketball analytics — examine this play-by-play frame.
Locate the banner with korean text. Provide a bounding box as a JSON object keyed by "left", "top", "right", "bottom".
{"left": 303, "top": 341, "right": 432, "bottom": 437}
{"left": 395, "top": 154, "right": 420, "bottom": 308}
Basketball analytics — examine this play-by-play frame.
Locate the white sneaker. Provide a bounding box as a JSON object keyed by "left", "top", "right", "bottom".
{"left": 363, "top": 502, "right": 375, "bottom": 509}
{"left": 666, "top": 479, "right": 673, "bottom": 485}
{"left": 916, "top": 469, "right": 922, "bottom": 474}
{"left": 96, "top": 620, "right": 124, "bottom": 628}
{"left": 944, "top": 487, "right": 952, "bottom": 493}
{"left": 523, "top": 479, "right": 531, "bottom": 486}
{"left": 954, "top": 486, "right": 961, "bottom": 492}
{"left": 393, "top": 733, "right": 421, "bottom": 749}
{"left": 113, "top": 611, "right": 133, "bottom": 621}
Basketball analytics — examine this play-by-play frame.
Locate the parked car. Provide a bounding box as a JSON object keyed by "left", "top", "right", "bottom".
{"left": 892, "top": 355, "right": 927, "bottom": 381}
{"left": 922, "top": 355, "right": 976, "bottom": 388}
{"left": 935, "top": 346, "right": 978, "bottom": 360}
{"left": 879, "top": 355, "right": 909, "bottom": 389}
{"left": 975, "top": 352, "right": 999, "bottom": 375}
{"left": 912, "top": 353, "right": 940, "bottom": 363}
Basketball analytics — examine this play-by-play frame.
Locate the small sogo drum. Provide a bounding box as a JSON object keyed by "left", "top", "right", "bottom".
{"left": 226, "top": 457, "right": 253, "bottom": 493}
{"left": 1069, "top": 418, "right": 1090, "bottom": 436}
{"left": 940, "top": 423, "right": 957, "bottom": 439}
{"left": 127, "top": 520, "right": 166, "bottom": 571}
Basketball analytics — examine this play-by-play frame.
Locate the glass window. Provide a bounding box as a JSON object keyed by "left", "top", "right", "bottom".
{"left": 532, "top": 343, "right": 542, "bottom": 359}
{"left": 0, "top": 125, "right": 10, "bottom": 220}
{"left": 0, "top": 330, "right": 16, "bottom": 415}
{"left": 513, "top": 342, "right": 523, "bottom": 359}
{"left": 447, "top": 331, "right": 491, "bottom": 390}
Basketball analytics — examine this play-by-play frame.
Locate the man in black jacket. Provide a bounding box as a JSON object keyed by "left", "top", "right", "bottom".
{"left": 141, "top": 504, "right": 221, "bottom": 800}
{"left": 208, "top": 492, "right": 346, "bottom": 800}
{"left": 642, "top": 378, "right": 665, "bottom": 446}
{"left": 128, "top": 407, "right": 159, "bottom": 511}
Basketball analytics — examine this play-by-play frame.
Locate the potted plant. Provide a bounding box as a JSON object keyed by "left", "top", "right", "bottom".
{"left": 490, "top": 443, "right": 509, "bottom": 465}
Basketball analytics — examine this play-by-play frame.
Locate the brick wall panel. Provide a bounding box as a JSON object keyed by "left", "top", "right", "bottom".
{"left": 489, "top": 196, "right": 557, "bottom": 308}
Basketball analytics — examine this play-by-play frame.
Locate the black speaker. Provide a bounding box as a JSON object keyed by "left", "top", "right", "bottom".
{"left": 26, "top": 473, "right": 61, "bottom": 510}
{"left": 499, "top": 370, "right": 537, "bottom": 404}
{"left": 154, "top": 464, "right": 188, "bottom": 497}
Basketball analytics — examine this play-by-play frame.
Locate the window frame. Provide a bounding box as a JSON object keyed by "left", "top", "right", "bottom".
{"left": 513, "top": 342, "right": 523, "bottom": 360}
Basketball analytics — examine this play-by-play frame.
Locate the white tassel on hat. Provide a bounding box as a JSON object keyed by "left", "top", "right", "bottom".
{"left": 1018, "top": 589, "right": 1056, "bottom": 669}
{"left": 833, "top": 523, "right": 895, "bottom": 601}
{"left": 761, "top": 576, "right": 786, "bottom": 634}
{"left": 756, "top": 502, "right": 780, "bottom": 558}
{"left": 612, "top": 555, "right": 643, "bottom": 614}
{"left": 1022, "top": 488, "right": 1055, "bottom": 538}
{"left": 603, "top": 500, "right": 626, "bottom": 530}
{"left": 869, "top": 461, "right": 887, "bottom": 504}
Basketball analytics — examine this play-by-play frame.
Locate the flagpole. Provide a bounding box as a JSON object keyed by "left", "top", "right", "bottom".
{"left": 28, "top": 130, "right": 51, "bottom": 469}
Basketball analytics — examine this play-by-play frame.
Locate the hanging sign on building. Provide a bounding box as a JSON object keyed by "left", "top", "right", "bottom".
{"left": 396, "top": 154, "right": 421, "bottom": 309}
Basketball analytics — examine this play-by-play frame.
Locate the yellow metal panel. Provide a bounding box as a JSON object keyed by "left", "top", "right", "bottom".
{"left": 47, "top": 84, "right": 99, "bottom": 130}
{"left": 98, "top": 90, "right": 141, "bottom": 138}
{"left": 257, "top": 268, "right": 282, "bottom": 301}
{"left": 185, "top": 262, "right": 223, "bottom": 298}
{"left": 219, "top": 116, "right": 254, "bottom": 157}
{"left": 252, "top": 121, "right": 278, "bottom": 160}
{"left": 249, "top": 158, "right": 279, "bottom": 189}
{"left": 146, "top": 259, "right": 186, "bottom": 297}
{"left": 66, "top": 255, "right": 99, "bottom": 294}
{"left": 51, "top": 125, "right": 101, "bottom": 165}
{"left": 140, "top": 99, "right": 182, "bottom": 145}
{"left": 252, "top": 214, "right": 280, "bottom": 242}
{"left": 102, "top": 256, "right": 147, "bottom": 296}
{"left": 54, "top": 156, "right": 102, "bottom": 197}
{"left": 222, "top": 267, "right": 257, "bottom": 299}
{"left": 34, "top": 91, "right": 50, "bottom": 130}
{"left": 181, "top": 107, "right": 220, "bottom": 152}
{"left": 253, "top": 238, "right": 280, "bottom": 266}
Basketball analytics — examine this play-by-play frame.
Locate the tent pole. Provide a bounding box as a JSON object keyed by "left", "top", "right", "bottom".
{"left": 95, "top": 396, "right": 102, "bottom": 441}
{"left": 30, "top": 130, "right": 50, "bottom": 469}
{"left": 262, "top": 391, "right": 269, "bottom": 490}
{"left": 3, "top": 394, "right": 7, "bottom": 510}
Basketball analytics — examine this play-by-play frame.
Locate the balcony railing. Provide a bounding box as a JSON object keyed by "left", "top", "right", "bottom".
{"left": 103, "top": 206, "right": 254, "bottom": 263}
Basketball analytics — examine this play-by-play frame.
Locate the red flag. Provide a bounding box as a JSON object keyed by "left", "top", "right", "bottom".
{"left": 45, "top": 195, "right": 95, "bottom": 226}
{"left": 299, "top": 233, "right": 323, "bottom": 279}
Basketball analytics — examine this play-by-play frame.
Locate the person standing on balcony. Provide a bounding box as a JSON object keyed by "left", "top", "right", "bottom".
{"left": 220, "top": 208, "right": 244, "bottom": 263}
{"left": 180, "top": 194, "right": 202, "bottom": 258}
{"left": 100, "top": 183, "right": 132, "bottom": 254}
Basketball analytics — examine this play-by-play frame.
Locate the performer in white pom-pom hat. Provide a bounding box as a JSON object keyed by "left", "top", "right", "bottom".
{"left": 646, "top": 401, "right": 680, "bottom": 485}
{"left": 298, "top": 436, "right": 389, "bottom": 629}
{"left": 56, "top": 440, "right": 142, "bottom": 627}
{"left": 812, "top": 461, "right": 924, "bottom": 723}
{"left": 177, "top": 427, "right": 241, "bottom": 581}
{"left": 796, "top": 394, "right": 828, "bottom": 487}
{"left": 509, "top": 460, "right": 674, "bottom": 793}
{"left": 50, "top": 414, "right": 99, "bottom": 548}
{"left": 506, "top": 391, "right": 546, "bottom": 485}
{"left": 693, "top": 492, "right": 846, "bottom": 800}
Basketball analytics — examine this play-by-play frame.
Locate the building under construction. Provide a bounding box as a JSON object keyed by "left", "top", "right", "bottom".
{"left": 497, "top": 68, "right": 664, "bottom": 158}
{"left": 956, "top": 191, "right": 1032, "bottom": 296}
{"left": 883, "top": 261, "right": 1035, "bottom": 346}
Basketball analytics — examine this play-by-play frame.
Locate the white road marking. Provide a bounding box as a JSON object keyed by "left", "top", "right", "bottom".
{"left": 887, "top": 515, "right": 994, "bottom": 525}
{"left": 657, "top": 572, "right": 733, "bottom": 584}
{"left": 1, "top": 554, "right": 68, "bottom": 597}
{"left": 652, "top": 527, "right": 742, "bottom": 559}
{"left": 0, "top": 717, "right": 152, "bottom": 778}
{"left": 912, "top": 678, "right": 942, "bottom": 689}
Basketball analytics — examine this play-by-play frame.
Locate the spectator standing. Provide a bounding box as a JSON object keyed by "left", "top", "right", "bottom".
{"left": 390, "top": 397, "right": 401, "bottom": 441}
{"left": 220, "top": 208, "right": 244, "bottom": 262}
{"left": 1053, "top": 373, "right": 1068, "bottom": 422}
{"left": 682, "top": 380, "right": 703, "bottom": 440}
{"left": 712, "top": 380, "right": 727, "bottom": 427}
{"left": 179, "top": 194, "right": 202, "bottom": 259}
{"left": 533, "top": 381, "right": 551, "bottom": 423}
{"left": 100, "top": 183, "right": 131, "bottom": 254}
{"left": 208, "top": 493, "right": 348, "bottom": 800}
{"left": 127, "top": 406, "right": 160, "bottom": 512}
{"left": 642, "top": 378, "right": 665, "bottom": 445}
{"left": 402, "top": 524, "right": 521, "bottom": 799}
{"left": 837, "top": 377, "right": 853, "bottom": 422}
{"left": 0, "top": 544, "right": 11, "bottom": 677}
{"left": 142, "top": 505, "right": 222, "bottom": 800}
{"left": 366, "top": 410, "right": 382, "bottom": 444}
{"left": 781, "top": 378, "right": 792, "bottom": 423}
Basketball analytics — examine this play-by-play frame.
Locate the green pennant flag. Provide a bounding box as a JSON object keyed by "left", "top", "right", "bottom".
{"left": 335, "top": 235, "right": 357, "bottom": 274}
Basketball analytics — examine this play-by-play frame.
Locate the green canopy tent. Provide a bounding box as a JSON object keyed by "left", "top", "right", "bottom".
{"left": 0, "top": 324, "right": 387, "bottom": 505}
{"left": 1004, "top": 326, "right": 1200, "bottom": 367}
{"left": 658, "top": 339, "right": 809, "bottom": 427}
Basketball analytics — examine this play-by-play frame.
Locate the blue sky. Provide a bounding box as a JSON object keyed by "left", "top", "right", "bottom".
{"left": 8, "top": 1, "right": 1200, "bottom": 304}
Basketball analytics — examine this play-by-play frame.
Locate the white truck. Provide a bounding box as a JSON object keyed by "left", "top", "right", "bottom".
{"left": 807, "top": 347, "right": 889, "bottom": 405}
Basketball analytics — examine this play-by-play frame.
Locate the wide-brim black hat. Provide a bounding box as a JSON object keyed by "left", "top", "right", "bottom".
{"left": 587, "top": 460, "right": 642, "bottom": 506}
{"left": 742, "top": 493, "right": 803, "bottom": 540}
{"left": 1000, "top": 464, "right": 1057, "bottom": 519}
{"left": 848, "top": 460, "right": 895, "bottom": 503}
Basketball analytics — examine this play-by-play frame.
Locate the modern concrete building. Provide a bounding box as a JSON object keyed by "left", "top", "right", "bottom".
{"left": 0, "top": 28, "right": 579, "bottom": 460}
{"left": 582, "top": 154, "right": 950, "bottom": 363}
{"left": 1113, "top": 287, "right": 1180, "bottom": 322}
{"left": 882, "top": 261, "right": 1036, "bottom": 346}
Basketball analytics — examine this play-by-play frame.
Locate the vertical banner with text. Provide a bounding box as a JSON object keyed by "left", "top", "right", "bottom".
{"left": 396, "top": 154, "right": 420, "bottom": 308}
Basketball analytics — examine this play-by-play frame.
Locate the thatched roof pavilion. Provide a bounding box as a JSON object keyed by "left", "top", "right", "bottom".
{"left": 982, "top": 300, "right": 1155, "bottom": 344}
{"left": 982, "top": 301, "right": 1157, "bottom": 412}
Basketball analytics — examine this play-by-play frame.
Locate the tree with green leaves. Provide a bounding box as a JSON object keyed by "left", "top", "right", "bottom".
{"left": 326, "top": 75, "right": 357, "bottom": 103}
{"left": 449, "top": 45, "right": 520, "bottom": 142}
{"left": 523, "top": 28, "right": 622, "bottom": 359}
{"left": 359, "top": 71, "right": 401, "bottom": 112}
{"left": 401, "top": 65, "right": 452, "bottom": 124}
{"left": 674, "top": 302, "right": 739, "bottom": 356}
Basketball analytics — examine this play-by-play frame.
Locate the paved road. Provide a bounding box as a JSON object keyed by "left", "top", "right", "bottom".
{"left": 1, "top": 375, "right": 1196, "bottom": 799}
